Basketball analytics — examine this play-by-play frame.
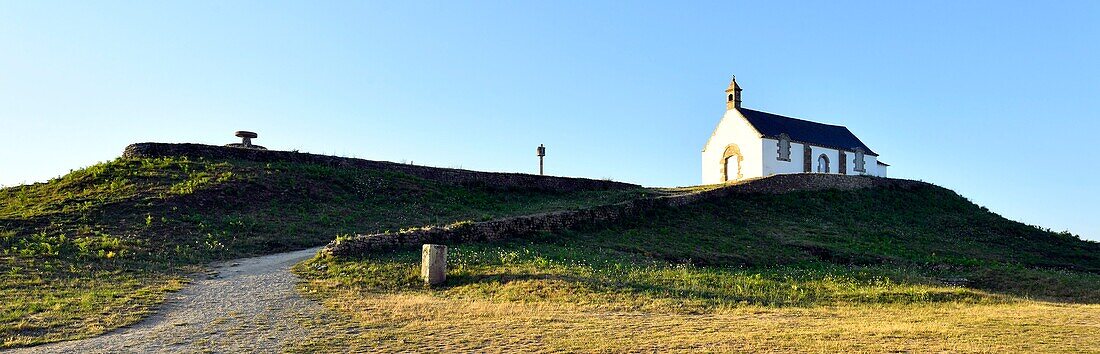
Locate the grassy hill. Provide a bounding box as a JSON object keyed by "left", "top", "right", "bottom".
{"left": 0, "top": 153, "right": 646, "bottom": 348}
{"left": 298, "top": 182, "right": 1100, "bottom": 309}
{"left": 291, "top": 181, "right": 1100, "bottom": 352}
{"left": 3, "top": 146, "right": 1099, "bottom": 350}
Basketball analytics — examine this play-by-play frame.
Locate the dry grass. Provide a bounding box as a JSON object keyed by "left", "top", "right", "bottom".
{"left": 291, "top": 291, "right": 1100, "bottom": 353}
{"left": 1, "top": 271, "right": 186, "bottom": 348}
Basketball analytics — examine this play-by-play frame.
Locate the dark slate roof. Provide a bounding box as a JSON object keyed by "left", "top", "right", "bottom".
{"left": 738, "top": 108, "right": 878, "bottom": 156}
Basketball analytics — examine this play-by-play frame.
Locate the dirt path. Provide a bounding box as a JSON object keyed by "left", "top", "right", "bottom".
{"left": 12, "top": 247, "right": 344, "bottom": 353}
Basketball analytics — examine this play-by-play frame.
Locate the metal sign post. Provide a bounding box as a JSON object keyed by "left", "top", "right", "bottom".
{"left": 536, "top": 144, "right": 546, "bottom": 176}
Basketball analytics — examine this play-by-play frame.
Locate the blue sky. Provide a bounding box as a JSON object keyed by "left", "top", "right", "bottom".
{"left": 2, "top": 1, "right": 1098, "bottom": 240}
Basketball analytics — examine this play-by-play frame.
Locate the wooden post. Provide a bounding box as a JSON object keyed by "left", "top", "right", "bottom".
{"left": 421, "top": 244, "right": 447, "bottom": 286}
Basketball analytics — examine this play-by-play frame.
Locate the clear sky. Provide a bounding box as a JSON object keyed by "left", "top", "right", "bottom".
{"left": 2, "top": 1, "right": 1098, "bottom": 241}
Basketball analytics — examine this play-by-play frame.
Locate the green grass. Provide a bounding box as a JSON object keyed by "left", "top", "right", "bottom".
{"left": 5, "top": 150, "right": 1100, "bottom": 350}
{"left": 0, "top": 155, "right": 645, "bottom": 348}
{"left": 299, "top": 245, "right": 999, "bottom": 312}
{"left": 292, "top": 184, "right": 1100, "bottom": 351}
{"left": 298, "top": 186, "right": 1100, "bottom": 312}
{"left": 0, "top": 259, "right": 185, "bottom": 347}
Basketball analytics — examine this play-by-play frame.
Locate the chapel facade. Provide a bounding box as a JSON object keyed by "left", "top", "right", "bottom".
{"left": 702, "top": 76, "right": 888, "bottom": 184}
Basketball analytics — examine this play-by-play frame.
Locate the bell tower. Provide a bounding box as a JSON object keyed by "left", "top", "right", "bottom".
{"left": 725, "top": 75, "right": 742, "bottom": 110}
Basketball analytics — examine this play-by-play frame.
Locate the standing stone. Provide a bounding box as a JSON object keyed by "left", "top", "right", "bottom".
{"left": 421, "top": 244, "right": 447, "bottom": 286}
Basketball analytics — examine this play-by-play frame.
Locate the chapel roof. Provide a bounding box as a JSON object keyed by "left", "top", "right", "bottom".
{"left": 738, "top": 108, "right": 878, "bottom": 156}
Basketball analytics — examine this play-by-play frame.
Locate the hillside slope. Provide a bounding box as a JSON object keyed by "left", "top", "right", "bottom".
{"left": 0, "top": 146, "right": 646, "bottom": 348}
{"left": 301, "top": 177, "right": 1100, "bottom": 308}
{"left": 293, "top": 177, "right": 1100, "bottom": 351}
{"left": 4, "top": 143, "right": 1098, "bottom": 349}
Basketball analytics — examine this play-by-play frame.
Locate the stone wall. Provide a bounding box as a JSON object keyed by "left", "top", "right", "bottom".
{"left": 123, "top": 143, "right": 638, "bottom": 192}
{"left": 322, "top": 173, "right": 929, "bottom": 258}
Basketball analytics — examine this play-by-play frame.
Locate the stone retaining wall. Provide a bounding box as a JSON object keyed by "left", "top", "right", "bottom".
{"left": 123, "top": 143, "right": 638, "bottom": 192}
{"left": 322, "top": 174, "right": 929, "bottom": 258}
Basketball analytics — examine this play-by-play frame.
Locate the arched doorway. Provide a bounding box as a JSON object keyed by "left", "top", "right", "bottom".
{"left": 724, "top": 156, "right": 738, "bottom": 181}
{"left": 721, "top": 144, "right": 743, "bottom": 182}
{"left": 817, "top": 154, "right": 830, "bottom": 173}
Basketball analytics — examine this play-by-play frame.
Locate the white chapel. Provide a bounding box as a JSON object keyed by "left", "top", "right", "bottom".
{"left": 702, "top": 76, "right": 888, "bottom": 184}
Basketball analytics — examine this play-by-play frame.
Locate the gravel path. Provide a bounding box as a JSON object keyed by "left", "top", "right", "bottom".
{"left": 11, "top": 247, "right": 341, "bottom": 353}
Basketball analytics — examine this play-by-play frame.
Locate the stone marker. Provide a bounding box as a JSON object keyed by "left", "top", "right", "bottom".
{"left": 226, "top": 131, "right": 267, "bottom": 150}
{"left": 421, "top": 244, "right": 447, "bottom": 286}
{"left": 235, "top": 131, "right": 258, "bottom": 147}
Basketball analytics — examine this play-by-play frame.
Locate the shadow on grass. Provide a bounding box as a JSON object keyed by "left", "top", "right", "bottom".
{"left": 436, "top": 269, "right": 1008, "bottom": 308}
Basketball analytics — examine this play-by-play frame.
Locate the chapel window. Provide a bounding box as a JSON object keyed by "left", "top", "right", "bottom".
{"left": 777, "top": 134, "right": 791, "bottom": 161}
{"left": 817, "top": 154, "right": 830, "bottom": 173}
{"left": 854, "top": 148, "right": 866, "bottom": 173}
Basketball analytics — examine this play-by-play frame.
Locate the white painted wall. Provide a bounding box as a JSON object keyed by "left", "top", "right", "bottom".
{"left": 751, "top": 138, "right": 889, "bottom": 178}
{"left": 701, "top": 109, "right": 763, "bottom": 184}
{"left": 704, "top": 112, "right": 888, "bottom": 183}
{"left": 761, "top": 138, "right": 806, "bottom": 176}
